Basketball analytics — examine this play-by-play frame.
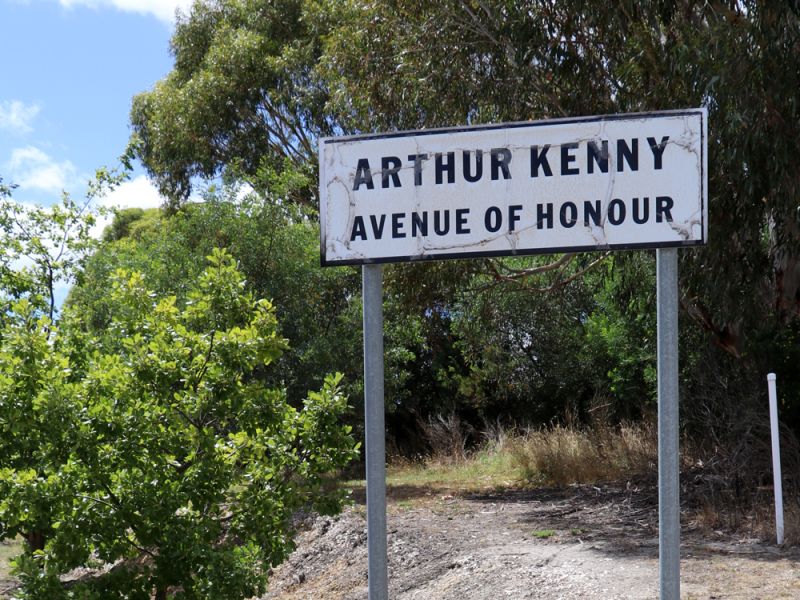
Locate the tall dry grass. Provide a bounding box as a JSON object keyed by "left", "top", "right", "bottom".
{"left": 418, "top": 413, "right": 473, "bottom": 464}
{"left": 414, "top": 414, "right": 661, "bottom": 486}
{"left": 508, "top": 421, "right": 661, "bottom": 486}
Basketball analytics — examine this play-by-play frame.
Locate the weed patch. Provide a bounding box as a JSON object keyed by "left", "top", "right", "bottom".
{"left": 532, "top": 529, "right": 555, "bottom": 539}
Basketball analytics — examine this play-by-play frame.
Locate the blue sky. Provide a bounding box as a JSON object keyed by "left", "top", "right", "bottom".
{"left": 1, "top": 0, "right": 192, "bottom": 211}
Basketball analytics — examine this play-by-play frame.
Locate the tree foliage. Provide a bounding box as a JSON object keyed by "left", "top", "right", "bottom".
{"left": 0, "top": 186, "right": 99, "bottom": 324}
{"left": 128, "top": 0, "right": 349, "bottom": 207}
{"left": 130, "top": 0, "right": 800, "bottom": 347}
{"left": 69, "top": 189, "right": 460, "bottom": 455}
{"left": 125, "top": 1, "right": 800, "bottom": 440}
{"left": 70, "top": 191, "right": 363, "bottom": 403}
{"left": 321, "top": 0, "right": 800, "bottom": 360}
{"left": 0, "top": 180, "right": 357, "bottom": 598}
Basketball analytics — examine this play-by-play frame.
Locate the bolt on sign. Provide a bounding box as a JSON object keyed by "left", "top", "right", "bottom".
{"left": 319, "top": 109, "right": 707, "bottom": 265}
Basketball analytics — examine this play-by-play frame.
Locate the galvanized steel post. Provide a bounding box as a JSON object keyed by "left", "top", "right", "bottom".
{"left": 657, "top": 248, "right": 680, "bottom": 599}
{"left": 362, "top": 264, "right": 388, "bottom": 600}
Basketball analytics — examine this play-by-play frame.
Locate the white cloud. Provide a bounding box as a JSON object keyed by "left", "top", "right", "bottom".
{"left": 236, "top": 182, "right": 255, "bottom": 202}
{"left": 7, "top": 146, "right": 79, "bottom": 193}
{"left": 91, "top": 175, "right": 164, "bottom": 237}
{"left": 99, "top": 174, "right": 163, "bottom": 210}
{"left": 58, "top": 0, "right": 194, "bottom": 24}
{"left": 0, "top": 100, "right": 41, "bottom": 134}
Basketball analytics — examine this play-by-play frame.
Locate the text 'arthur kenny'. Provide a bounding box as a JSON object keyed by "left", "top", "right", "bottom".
{"left": 350, "top": 136, "right": 671, "bottom": 191}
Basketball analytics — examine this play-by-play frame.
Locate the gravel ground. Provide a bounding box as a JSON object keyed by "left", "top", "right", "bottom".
{"left": 263, "top": 486, "right": 800, "bottom": 600}
{"left": 1, "top": 485, "right": 796, "bottom": 599}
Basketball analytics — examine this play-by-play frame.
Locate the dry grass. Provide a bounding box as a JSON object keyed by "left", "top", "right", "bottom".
{"left": 385, "top": 418, "right": 662, "bottom": 491}
{"left": 418, "top": 414, "right": 472, "bottom": 465}
{"left": 386, "top": 444, "right": 521, "bottom": 493}
{"left": 784, "top": 506, "right": 800, "bottom": 545}
{"left": 380, "top": 417, "right": 800, "bottom": 546}
{"left": 508, "top": 422, "right": 660, "bottom": 486}
{"left": 692, "top": 500, "right": 800, "bottom": 545}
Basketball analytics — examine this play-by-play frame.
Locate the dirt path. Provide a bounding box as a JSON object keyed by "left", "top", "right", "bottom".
{"left": 264, "top": 486, "right": 800, "bottom": 600}
{"left": 0, "top": 485, "right": 795, "bottom": 598}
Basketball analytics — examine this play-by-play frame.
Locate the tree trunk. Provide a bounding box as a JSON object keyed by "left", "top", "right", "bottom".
{"left": 25, "top": 529, "right": 45, "bottom": 553}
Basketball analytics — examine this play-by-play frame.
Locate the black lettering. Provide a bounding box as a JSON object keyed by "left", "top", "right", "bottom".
{"left": 561, "top": 142, "right": 580, "bottom": 175}
{"left": 435, "top": 152, "right": 455, "bottom": 184}
{"left": 648, "top": 136, "right": 669, "bottom": 170}
{"left": 633, "top": 197, "right": 650, "bottom": 224}
{"left": 381, "top": 156, "right": 402, "bottom": 188}
{"left": 463, "top": 150, "right": 483, "bottom": 182}
{"left": 583, "top": 200, "right": 602, "bottom": 227}
{"left": 456, "top": 209, "right": 470, "bottom": 234}
{"left": 407, "top": 153, "right": 428, "bottom": 186}
{"left": 350, "top": 216, "right": 367, "bottom": 241}
{"left": 391, "top": 213, "right": 405, "bottom": 238}
{"left": 587, "top": 141, "right": 609, "bottom": 174}
{"left": 656, "top": 196, "right": 674, "bottom": 223}
{"left": 608, "top": 199, "right": 626, "bottom": 225}
{"left": 508, "top": 205, "right": 522, "bottom": 231}
{"left": 490, "top": 148, "right": 512, "bottom": 180}
{"left": 353, "top": 158, "right": 374, "bottom": 190}
{"left": 617, "top": 139, "right": 639, "bottom": 172}
{"left": 411, "top": 212, "right": 428, "bottom": 237}
{"left": 370, "top": 214, "right": 386, "bottom": 238}
{"left": 434, "top": 210, "right": 450, "bottom": 235}
{"left": 485, "top": 207, "right": 502, "bottom": 232}
{"left": 537, "top": 203, "right": 553, "bottom": 229}
{"left": 531, "top": 145, "right": 553, "bottom": 177}
{"left": 560, "top": 202, "right": 578, "bottom": 228}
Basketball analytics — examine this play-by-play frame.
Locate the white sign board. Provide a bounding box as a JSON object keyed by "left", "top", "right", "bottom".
{"left": 320, "top": 109, "right": 707, "bottom": 265}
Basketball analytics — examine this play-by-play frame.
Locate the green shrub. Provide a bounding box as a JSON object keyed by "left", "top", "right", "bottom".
{"left": 0, "top": 250, "right": 358, "bottom": 599}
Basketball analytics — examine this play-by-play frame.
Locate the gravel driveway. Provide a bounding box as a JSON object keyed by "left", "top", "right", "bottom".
{"left": 264, "top": 486, "right": 800, "bottom": 599}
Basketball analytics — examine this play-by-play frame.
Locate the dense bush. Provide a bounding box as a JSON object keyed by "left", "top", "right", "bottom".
{"left": 0, "top": 238, "right": 357, "bottom": 598}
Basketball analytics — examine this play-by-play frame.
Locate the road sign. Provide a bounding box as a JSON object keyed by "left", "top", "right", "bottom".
{"left": 320, "top": 109, "right": 706, "bottom": 265}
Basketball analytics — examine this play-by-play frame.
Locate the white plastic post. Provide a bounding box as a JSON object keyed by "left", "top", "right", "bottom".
{"left": 767, "top": 373, "right": 784, "bottom": 545}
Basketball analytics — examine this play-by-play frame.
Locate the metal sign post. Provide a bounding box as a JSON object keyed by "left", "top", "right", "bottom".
{"left": 657, "top": 248, "right": 680, "bottom": 599}
{"left": 362, "top": 264, "right": 388, "bottom": 600}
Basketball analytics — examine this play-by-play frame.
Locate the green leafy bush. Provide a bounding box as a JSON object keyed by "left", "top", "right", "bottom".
{"left": 0, "top": 249, "right": 358, "bottom": 599}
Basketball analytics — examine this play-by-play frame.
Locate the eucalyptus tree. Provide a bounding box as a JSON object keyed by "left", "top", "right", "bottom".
{"left": 129, "top": 1, "right": 800, "bottom": 431}
{"left": 131, "top": 1, "right": 800, "bottom": 344}
{"left": 322, "top": 0, "right": 800, "bottom": 356}
{"left": 128, "top": 0, "right": 351, "bottom": 208}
